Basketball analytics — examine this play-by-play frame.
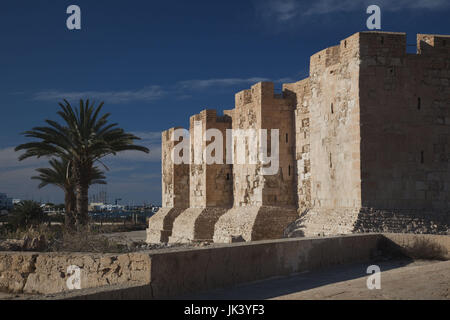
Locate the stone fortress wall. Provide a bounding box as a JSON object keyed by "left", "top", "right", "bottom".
{"left": 147, "top": 31, "right": 450, "bottom": 244}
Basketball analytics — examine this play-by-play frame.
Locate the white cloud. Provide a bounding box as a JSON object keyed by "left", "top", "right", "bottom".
{"left": 105, "top": 146, "right": 161, "bottom": 163}
{"left": 125, "top": 173, "right": 161, "bottom": 181}
{"left": 103, "top": 131, "right": 162, "bottom": 164}
{"left": 255, "top": 0, "right": 301, "bottom": 23}
{"left": 303, "top": 0, "right": 450, "bottom": 15}
{"left": 33, "top": 86, "right": 165, "bottom": 104}
{"left": 177, "top": 77, "right": 270, "bottom": 90}
{"left": 31, "top": 77, "right": 294, "bottom": 103}
{"left": 0, "top": 147, "right": 47, "bottom": 169}
{"left": 107, "top": 166, "right": 138, "bottom": 173}
{"left": 0, "top": 130, "right": 162, "bottom": 202}
{"left": 374, "top": 0, "right": 449, "bottom": 11}
{"left": 0, "top": 167, "right": 38, "bottom": 185}
{"left": 0, "top": 130, "right": 162, "bottom": 170}
{"left": 0, "top": 167, "right": 48, "bottom": 194}
{"left": 0, "top": 146, "right": 61, "bottom": 200}
{"left": 177, "top": 77, "right": 294, "bottom": 91}
{"left": 254, "top": 0, "right": 450, "bottom": 24}
{"left": 0, "top": 161, "right": 61, "bottom": 201}
{"left": 130, "top": 131, "right": 161, "bottom": 142}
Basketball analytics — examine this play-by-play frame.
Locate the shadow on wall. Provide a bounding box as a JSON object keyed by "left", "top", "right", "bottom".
{"left": 283, "top": 209, "right": 308, "bottom": 238}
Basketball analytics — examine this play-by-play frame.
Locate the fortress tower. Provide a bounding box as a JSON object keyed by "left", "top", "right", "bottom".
{"left": 286, "top": 32, "right": 450, "bottom": 236}
{"left": 169, "top": 110, "right": 233, "bottom": 242}
{"left": 147, "top": 31, "right": 450, "bottom": 244}
{"left": 212, "top": 82, "right": 298, "bottom": 242}
{"left": 146, "top": 128, "right": 189, "bottom": 243}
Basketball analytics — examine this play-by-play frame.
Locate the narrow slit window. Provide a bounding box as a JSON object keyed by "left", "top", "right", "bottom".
{"left": 331, "top": 103, "right": 334, "bottom": 114}
{"left": 288, "top": 165, "right": 291, "bottom": 176}
{"left": 330, "top": 153, "right": 332, "bottom": 168}
{"left": 226, "top": 173, "right": 230, "bottom": 181}
{"left": 417, "top": 97, "right": 421, "bottom": 110}
{"left": 286, "top": 133, "right": 289, "bottom": 143}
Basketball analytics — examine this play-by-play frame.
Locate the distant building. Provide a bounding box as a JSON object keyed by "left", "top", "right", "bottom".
{"left": 0, "top": 193, "right": 13, "bottom": 210}
{"left": 89, "top": 202, "right": 105, "bottom": 212}
{"left": 88, "top": 202, "right": 125, "bottom": 212}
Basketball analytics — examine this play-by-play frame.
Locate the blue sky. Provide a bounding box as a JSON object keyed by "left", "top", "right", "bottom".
{"left": 1, "top": 0, "right": 449, "bottom": 205}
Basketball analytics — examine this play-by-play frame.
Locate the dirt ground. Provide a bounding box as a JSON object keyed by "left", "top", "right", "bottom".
{"left": 274, "top": 260, "right": 450, "bottom": 300}
{"left": 102, "top": 230, "right": 147, "bottom": 245}
{"left": 184, "top": 259, "right": 450, "bottom": 300}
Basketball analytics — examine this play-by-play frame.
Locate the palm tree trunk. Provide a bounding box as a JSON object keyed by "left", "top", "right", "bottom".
{"left": 74, "top": 163, "right": 91, "bottom": 226}
{"left": 75, "top": 182, "right": 89, "bottom": 226}
{"left": 64, "top": 188, "right": 76, "bottom": 228}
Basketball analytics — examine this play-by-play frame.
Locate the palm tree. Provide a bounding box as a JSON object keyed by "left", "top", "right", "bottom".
{"left": 32, "top": 158, "right": 107, "bottom": 228}
{"left": 16, "top": 99, "right": 149, "bottom": 226}
{"left": 9, "top": 200, "right": 47, "bottom": 229}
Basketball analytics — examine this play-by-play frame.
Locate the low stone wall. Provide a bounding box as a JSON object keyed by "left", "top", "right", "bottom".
{"left": 0, "top": 252, "right": 150, "bottom": 295}
{"left": 149, "top": 233, "right": 382, "bottom": 299}
{"left": 3, "top": 233, "right": 449, "bottom": 299}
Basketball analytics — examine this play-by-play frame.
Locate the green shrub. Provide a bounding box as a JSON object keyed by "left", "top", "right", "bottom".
{"left": 8, "top": 200, "right": 47, "bottom": 230}
{"left": 404, "top": 238, "right": 448, "bottom": 261}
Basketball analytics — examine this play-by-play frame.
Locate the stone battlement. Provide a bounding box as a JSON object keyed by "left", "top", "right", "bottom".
{"left": 148, "top": 31, "right": 450, "bottom": 244}
{"left": 310, "top": 32, "right": 450, "bottom": 75}
{"left": 235, "top": 81, "right": 291, "bottom": 108}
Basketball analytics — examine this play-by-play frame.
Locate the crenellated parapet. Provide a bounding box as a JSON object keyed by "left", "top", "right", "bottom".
{"left": 417, "top": 34, "right": 450, "bottom": 55}
{"left": 148, "top": 31, "right": 450, "bottom": 244}
{"left": 161, "top": 127, "right": 190, "bottom": 208}
{"left": 189, "top": 109, "right": 233, "bottom": 208}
